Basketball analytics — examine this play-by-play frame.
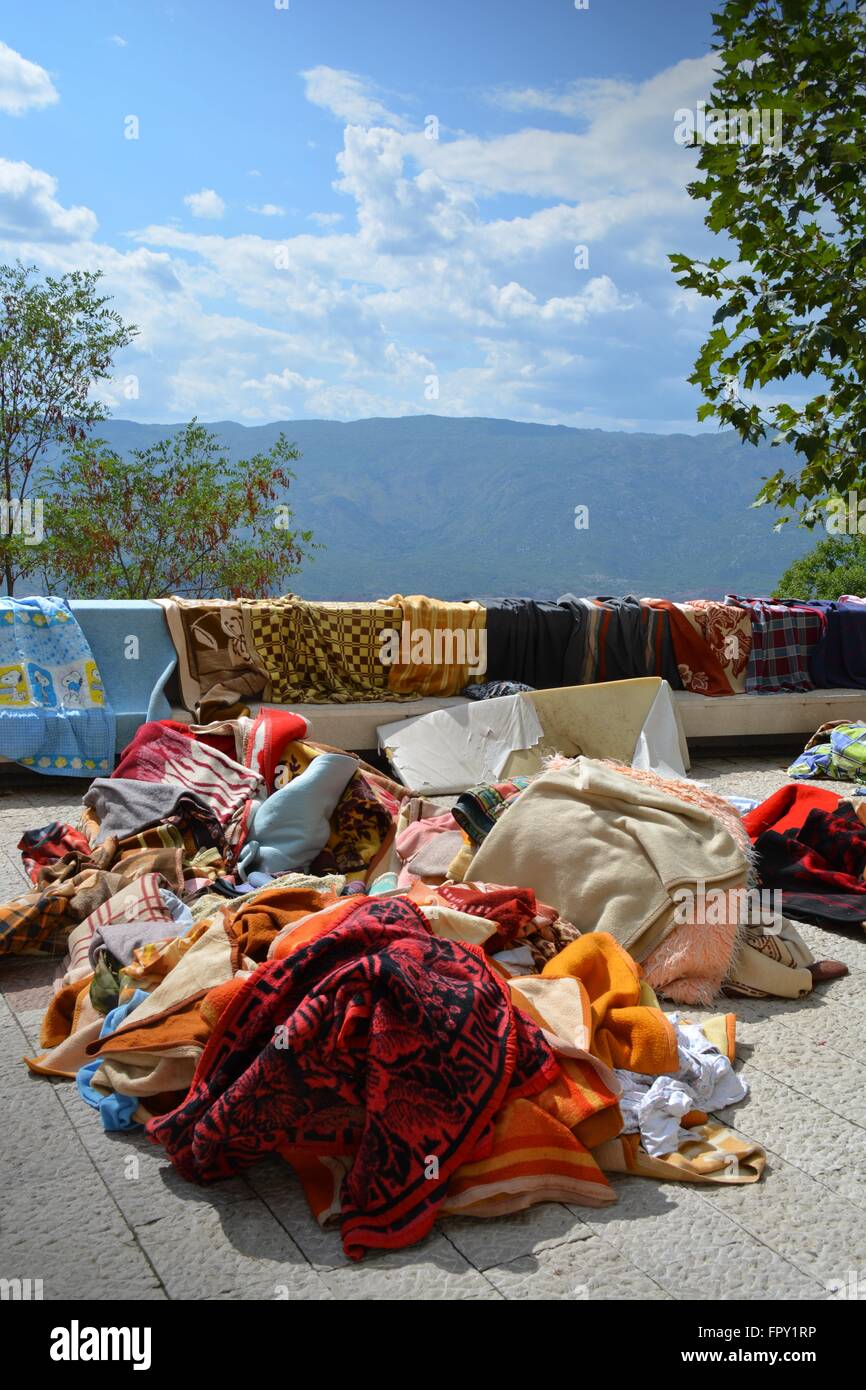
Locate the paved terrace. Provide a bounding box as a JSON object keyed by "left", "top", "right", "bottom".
{"left": 1, "top": 753, "right": 864, "bottom": 1302}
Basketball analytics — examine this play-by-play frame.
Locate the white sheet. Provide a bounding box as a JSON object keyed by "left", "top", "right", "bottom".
{"left": 378, "top": 692, "right": 543, "bottom": 794}
{"left": 380, "top": 679, "right": 687, "bottom": 793}
{"left": 631, "top": 681, "right": 688, "bottom": 779}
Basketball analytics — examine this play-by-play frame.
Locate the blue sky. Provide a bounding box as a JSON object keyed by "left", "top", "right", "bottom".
{"left": 0, "top": 0, "right": 737, "bottom": 430}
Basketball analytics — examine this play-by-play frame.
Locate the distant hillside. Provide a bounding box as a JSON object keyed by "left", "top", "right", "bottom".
{"left": 79, "top": 415, "right": 816, "bottom": 600}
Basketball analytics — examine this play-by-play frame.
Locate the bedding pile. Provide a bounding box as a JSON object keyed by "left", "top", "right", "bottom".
{"left": 4, "top": 706, "right": 851, "bottom": 1262}
{"left": 153, "top": 591, "right": 866, "bottom": 724}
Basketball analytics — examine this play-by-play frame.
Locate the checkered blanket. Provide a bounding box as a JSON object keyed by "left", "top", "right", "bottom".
{"left": 247, "top": 597, "right": 405, "bottom": 703}
{"left": 723, "top": 596, "right": 825, "bottom": 692}
{"left": 788, "top": 721, "right": 866, "bottom": 781}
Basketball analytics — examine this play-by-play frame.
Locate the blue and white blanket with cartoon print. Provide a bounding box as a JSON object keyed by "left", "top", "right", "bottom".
{"left": 0, "top": 596, "right": 114, "bottom": 776}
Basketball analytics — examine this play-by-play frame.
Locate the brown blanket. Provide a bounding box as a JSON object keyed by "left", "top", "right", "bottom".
{"left": 157, "top": 597, "right": 268, "bottom": 720}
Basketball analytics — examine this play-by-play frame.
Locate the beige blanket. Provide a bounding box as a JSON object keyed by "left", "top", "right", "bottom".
{"left": 467, "top": 756, "right": 747, "bottom": 961}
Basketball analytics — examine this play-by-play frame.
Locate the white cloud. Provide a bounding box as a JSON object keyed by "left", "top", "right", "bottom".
{"left": 407, "top": 55, "right": 718, "bottom": 199}
{"left": 0, "top": 158, "right": 97, "bottom": 240}
{"left": 334, "top": 126, "right": 478, "bottom": 251}
{"left": 488, "top": 77, "right": 633, "bottom": 120}
{"left": 108, "top": 35, "right": 128, "bottom": 48}
{"left": 240, "top": 366, "right": 326, "bottom": 416}
{"left": 668, "top": 286, "right": 704, "bottom": 315}
{"left": 183, "top": 188, "right": 225, "bottom": 220}
{"left": 626, "top": 234, "right": 675, "bottom": 270}
{"left": 0, "top": 52, "right": 726, "bottom": 430}
{"left": 0, "top": 41, "right": 58, "bottom": 116}
{"left": 301, "top": 65, "right": 404, "bottom": 128}
{"left": 493, "top": 274, "right": 632, "bottom": 325}
{"left": 248, "top": 203, "right": 285, "bottom": 217}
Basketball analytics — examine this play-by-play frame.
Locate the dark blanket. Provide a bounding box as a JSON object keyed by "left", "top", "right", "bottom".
{"left": 753, "top": 799, "right": 866, "bottom": 929}
{"left": 591, "top": 596, "right": 650, "bottom": 681}
{"left": 484, "top": 599, "right": 573, "bottom": 689}
{"left": 597, "top": 596, "right": 681, "bottom": 685}
{"left": 146, "top": 895, "right": 558, "bottom": 1260}
{"left": 558, "top": 595, "right": 682, "bottom": 688}
{"left": 804, "top": 602, "right": 866, "bottom": 689}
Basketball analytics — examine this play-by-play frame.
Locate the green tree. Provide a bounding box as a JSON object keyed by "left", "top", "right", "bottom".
{"left": 670, "top": 0, "right": 866, "bottom": 528}
{"left": 777, "top": 533, "right": 866, "bottom": 598}
{"left": 0, "top": 262, "right": 137, "bottom": 593}
{"left": 42, "top": 420, "right": 316, "bottom": 599}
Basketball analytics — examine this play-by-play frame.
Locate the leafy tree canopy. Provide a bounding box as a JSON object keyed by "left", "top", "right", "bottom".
{"left": 43, "top": 420, "right": 317, "bottom": 599}
{"left": 777, "top": 533, "right": 866, "bottom": 599}
{"left": 670, "top": 0, "right": 866, "bottom": 529}
{"left": 0, "top": 262, "right": 136, "bottom": 592}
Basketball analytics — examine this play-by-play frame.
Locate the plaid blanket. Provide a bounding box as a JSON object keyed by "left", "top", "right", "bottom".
{"left": 0, "top": 843, "right": 185, "bottom": 958}
{"left": 751, "top": 796, "right": 866, "bottom": 930}
{"left": 248, "top": 597, "right": 404, "bottom": 704}
{"left": 724, "top": 595, "right": 825, "bottom": 692}
{"left": 0, "top": 596, "right": 114, "bottom": 775}
{"left": 788, "top": 721, "right": 866, "bottom": 781}
{"left": 452, "top": 777, "right": 532, "bottom": 845}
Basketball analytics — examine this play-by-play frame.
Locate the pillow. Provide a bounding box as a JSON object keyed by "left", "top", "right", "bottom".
{"left": 237, "top": 752, "right": 357, "bottom": 878}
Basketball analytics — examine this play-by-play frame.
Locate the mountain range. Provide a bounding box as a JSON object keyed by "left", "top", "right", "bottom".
{"left": 89, "top": 415, "right": 817, "bottom": 601}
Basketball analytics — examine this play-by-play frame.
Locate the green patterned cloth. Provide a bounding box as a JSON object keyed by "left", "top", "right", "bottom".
{"left": 788, "top": 721, "right": 866, "bottom": 781}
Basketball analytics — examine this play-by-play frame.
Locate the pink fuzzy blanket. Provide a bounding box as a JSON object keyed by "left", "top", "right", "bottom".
{"left": 543, "top": 755, "right": 748, "bottom": 1004}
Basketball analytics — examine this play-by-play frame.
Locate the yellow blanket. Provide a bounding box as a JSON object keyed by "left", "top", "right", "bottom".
{"left": 539, "top": 930, "right": 679, "bottom": 1073}
{"left": 378, "top": 594, "right": 486, "bottom": 696}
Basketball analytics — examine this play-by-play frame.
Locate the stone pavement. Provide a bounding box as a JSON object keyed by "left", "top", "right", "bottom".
{"left": 1, "top": 754, "right": 865, "bottom": 1301}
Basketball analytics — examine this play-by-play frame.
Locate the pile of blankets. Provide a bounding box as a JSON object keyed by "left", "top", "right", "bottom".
{"left": 158, "top": 594, "right": 486, "bottom": 720}
{"left": 158, "top": 593, "right": 866, "bottom": 722}
{"left": 5, "top": 704, "right": 854, "bottom": 1262}
{"left": 4, "top": 590, "right": 865, "bottom": 779}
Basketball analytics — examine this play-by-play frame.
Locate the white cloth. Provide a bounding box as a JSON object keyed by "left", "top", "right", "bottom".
{"left": 631, "top": 682, "right": 688, "bottom": 779}
{"left": 489, "top": 944, "right": 535, "bottom": 976}
{"left": 382, "top": 680, "right": 687, "bottom": 794}
{"left": 378, "top": 693, "right": 544, "bottom": 794}
{"left": 616, "top": 1015, "right": 748, "bottom": 1157}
